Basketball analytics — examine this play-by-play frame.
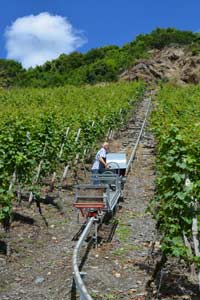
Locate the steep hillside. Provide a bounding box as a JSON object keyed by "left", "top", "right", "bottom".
{"left": 120, "top": 46, "right": 200, "bottom": 85}
{"left": 0, "top": 28, "right": 199, "bottom": 88}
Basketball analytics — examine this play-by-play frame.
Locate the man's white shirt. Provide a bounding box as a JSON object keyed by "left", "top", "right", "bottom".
{"left": 92, "top": 147, "right": 106, "bottom": 170}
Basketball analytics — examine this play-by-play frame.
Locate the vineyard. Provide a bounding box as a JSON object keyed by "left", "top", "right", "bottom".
{"left": 151, "top": 84, "right": 200, "bottom": 269}
{"left": 1, "top": 24, "right": 200, "bottom": 299}
{"left": 0, "top": 81, "right": 145, "bottom": 227}
{"left": 1, "top": 80, "right": 200, "bottom": 299}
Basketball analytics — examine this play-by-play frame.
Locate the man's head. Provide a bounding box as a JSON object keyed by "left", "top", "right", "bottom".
{"left": 103, "top": 142, "right": 109, "bottom": 151}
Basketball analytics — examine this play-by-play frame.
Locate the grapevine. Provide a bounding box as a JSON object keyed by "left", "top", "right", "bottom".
{"left": 0, "top": 81, "right": 145, "bottom": 228}
{"left": 150, "top": 84, "right": 200, "bottom": 267}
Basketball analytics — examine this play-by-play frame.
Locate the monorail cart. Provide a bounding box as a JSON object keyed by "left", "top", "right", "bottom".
{"left": 74, "top": 152, "right": 126, "bottom": 219}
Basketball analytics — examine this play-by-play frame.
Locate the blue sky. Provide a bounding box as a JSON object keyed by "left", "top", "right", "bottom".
{"left": 1, "top": 0, "right": 199, "bottom": 67}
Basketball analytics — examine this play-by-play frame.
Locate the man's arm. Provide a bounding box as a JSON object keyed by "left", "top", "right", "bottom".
{"left": 99, "top": 156, "right": 107, "bottom": 168}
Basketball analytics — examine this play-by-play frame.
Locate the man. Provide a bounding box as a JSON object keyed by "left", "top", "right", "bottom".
{"left": 91, "top": 142, "right": 109, "bottom": 175}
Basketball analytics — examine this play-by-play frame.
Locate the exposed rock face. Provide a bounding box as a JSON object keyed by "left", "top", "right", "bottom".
{"left": 120, "top": 47, "right": 200, "bottom": 85}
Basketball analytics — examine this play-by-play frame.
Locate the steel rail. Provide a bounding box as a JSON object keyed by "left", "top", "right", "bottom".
{"left": 72, "top": 217, "right": 95, "bottom": 300}
{"left": 126, "top": 97, "right": 152, "bottom": 174}
{"left": 72, "top": 96, "right": 152, "bottom": 300}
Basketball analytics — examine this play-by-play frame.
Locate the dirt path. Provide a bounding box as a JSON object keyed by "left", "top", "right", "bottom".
{"left": 81, "top": 130, "right": 156, "bottom": 300}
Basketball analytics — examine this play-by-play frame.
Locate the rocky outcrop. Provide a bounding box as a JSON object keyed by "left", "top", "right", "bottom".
{"left": 120, "top": 47, "right": 200, "bottom": 85}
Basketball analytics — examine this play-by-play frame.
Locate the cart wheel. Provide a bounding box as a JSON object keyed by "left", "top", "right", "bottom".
{"left": 106, "top": 162, "right": 120, "bottom": 175}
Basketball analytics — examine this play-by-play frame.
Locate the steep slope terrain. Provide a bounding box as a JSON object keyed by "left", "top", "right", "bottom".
{"left": 1, "top": 95, "right": 199, "bottom": 300}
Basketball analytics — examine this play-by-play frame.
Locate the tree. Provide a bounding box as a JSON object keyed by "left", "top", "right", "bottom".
{"left": 0, "top": 59, "right": 25, "bottom": 88}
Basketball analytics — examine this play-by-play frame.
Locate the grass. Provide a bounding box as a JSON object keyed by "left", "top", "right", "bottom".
{"left": 112, "top": 244, "right": 143, "bottom": 256}
{"left": 115, "top": 224, "right": 131, "bottom": 242}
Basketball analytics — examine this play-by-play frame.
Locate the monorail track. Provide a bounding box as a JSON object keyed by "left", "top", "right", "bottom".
{"left": 72, "top": 94, "right": 152, "bottom": 300}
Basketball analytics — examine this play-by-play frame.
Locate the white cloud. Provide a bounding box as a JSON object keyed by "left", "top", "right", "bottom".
{"left": 5, "top": 12, "right": 87, "bottom": 69}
